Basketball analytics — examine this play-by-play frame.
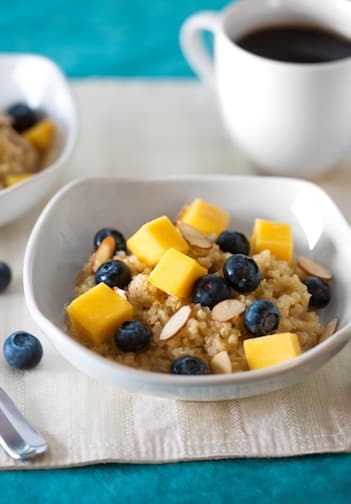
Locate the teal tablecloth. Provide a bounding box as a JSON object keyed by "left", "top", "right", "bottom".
{"left": 0, "top": 1, "right": 350, "bottom": 501}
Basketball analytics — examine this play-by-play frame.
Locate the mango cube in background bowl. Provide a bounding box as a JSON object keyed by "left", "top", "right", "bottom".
{"left": 5, "top": 173, "right": 33, "bottom": 187}
{"left": 23, "top": 118, "right": 55, "bottom": 151}
{"left": 23, "top": 175, "right": 351, "bottom": 401}
{"left": 0, "top": 54, "right": 77, "bottom": 226}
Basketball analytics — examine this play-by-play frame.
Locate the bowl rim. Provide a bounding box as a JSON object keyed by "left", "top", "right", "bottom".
{"left": 23, "top": 174, "right": 351, "bottom": 386}
{"left": 0, "top": 53, "right": 78, "bottom": 197}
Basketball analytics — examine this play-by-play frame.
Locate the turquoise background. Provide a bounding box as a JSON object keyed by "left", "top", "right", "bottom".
{"left": 0, "top": 0, "right": 350, "bottom": 501}
{"left": 0, "top": 0, "right": 220, "bottom": 78}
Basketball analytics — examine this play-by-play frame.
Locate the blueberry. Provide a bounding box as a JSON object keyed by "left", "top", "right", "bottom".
{"left": 223, "top": 254, "right": 261, "bottom": 293}
{"left": 3, "top": 331, "right": 43, "bottom": 369}
{"left": 217, "top": 231, "right": 250, "bottom": 255}
{"left": 244, "top": 300, "right": 281, "bottom": 336}
{"left": 0, "top": 261, "right": 11, "bottom": 293}
{"left": 115, "top": 321, "right": 150, "bottom": 352}
{"left": 170, "top": 355, "right": 208, "bottom": 375}
{"left": 192, "top": 274, "right": 231, "bottom": 309}
{"left": 6, "top": 103, "right": 40, "bottom": 133}
{"left": 303, "top": 276, "right": 331, "bottom": 309}
{"left": 94, "top": 228, "right": 127, "bottom": 253}
{"left": 95, "top": 260, "right": 131, "bottom": 288}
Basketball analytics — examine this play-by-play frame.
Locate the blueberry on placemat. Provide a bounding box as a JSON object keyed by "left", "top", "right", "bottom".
{"left": 0, "top": 261, "right": 11, "bottom": 293}
{"left": 3, "top": 331, "right": 43, "bottom": 369}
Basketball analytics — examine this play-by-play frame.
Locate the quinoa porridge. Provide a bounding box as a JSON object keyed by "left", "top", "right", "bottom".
{"left": 66, "top": 198, "right": 335, "bottom": 375}
{"left": 0, "top": 103, "right": 55, "bottom": 190}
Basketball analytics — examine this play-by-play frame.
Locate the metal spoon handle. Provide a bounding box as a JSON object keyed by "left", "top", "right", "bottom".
{"left": 0, "top": 387, "right": 48, "bottom": 461}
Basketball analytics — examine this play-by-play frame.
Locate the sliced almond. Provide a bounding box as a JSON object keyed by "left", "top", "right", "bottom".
{"left": 297, "top": 256, "right": 332, "bottom": 281}
{"left": 92, "top": 235, "right": 115, "bottom": 272}
{"left": 211, "top": 351, "right": 232, "bottom": 374}
{"left": 113, "top": 286, "right": 129, "bottom": 301}
{"left": 159, "top": 305, "right": 192, "bottom": 341}
{"left": 211, "top": 299, "right": 246, "bottom": 322}
{"left": 177, "top": 221, "right": 212, "bottom": 249}
{"left": 319, "top": 318, "right": 339, "bottom": 343}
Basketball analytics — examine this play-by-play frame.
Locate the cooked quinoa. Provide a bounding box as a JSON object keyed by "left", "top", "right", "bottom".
{"left": 69, "top": 240, "right": 324, "bottom": 373}
{"left": 0, "top": 124, "right": 39, "bottom": 183}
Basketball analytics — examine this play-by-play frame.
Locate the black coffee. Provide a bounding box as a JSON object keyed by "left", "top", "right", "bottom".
{"left": 236, "top": 24, "right": 351, "bottom": 63}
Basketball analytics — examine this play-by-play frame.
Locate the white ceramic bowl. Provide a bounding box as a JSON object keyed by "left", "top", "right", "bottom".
{"left": 23, "top": 175, "right": 351, "bottom": 401}
{"left": 0, "top": 54, "right": 77, "bottom": 226}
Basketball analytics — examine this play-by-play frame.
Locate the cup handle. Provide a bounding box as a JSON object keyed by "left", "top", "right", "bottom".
{"left": 180, "top": 11, "right": 220, "bottom": 89}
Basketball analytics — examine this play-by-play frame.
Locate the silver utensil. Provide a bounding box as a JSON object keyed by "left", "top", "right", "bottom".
{"left": 0, "top": 386, "right": 48, "bottom": 461}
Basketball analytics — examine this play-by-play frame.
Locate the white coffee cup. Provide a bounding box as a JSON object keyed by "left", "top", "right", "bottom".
{"left": 180, "top": 0, "right": 351, "bottom": 177}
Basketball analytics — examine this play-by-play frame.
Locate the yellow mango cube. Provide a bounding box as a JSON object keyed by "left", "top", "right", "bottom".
{"left": 23, "top": 119, "right": 55, "bottom": 150}
{"left": 244, "top": 332, "right": 302, "bottom": 370}
{"left": 251, "top": 218, "right": 293, "bottom": 264}
{"left": 127, "top": 216, "right": 189, "bottom": 266}
{"left": 66, "top": 283, "right": 133, "bottom": 344}
{"left": 5, "top": 173, "right": 32, "bottom": 187}
{"left": 179, "top": 198, "right": 230, "bottom": 236}
{"left": 149, "top": 248, "right": 207, "bottom": 298}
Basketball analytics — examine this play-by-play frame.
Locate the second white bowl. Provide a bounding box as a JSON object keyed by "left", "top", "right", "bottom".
{"left": 0, "top": 54, "right": 77, "bottom": 226}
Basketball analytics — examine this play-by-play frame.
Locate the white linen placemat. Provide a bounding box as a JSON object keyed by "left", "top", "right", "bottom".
{"left": 0, "top": 80, "right": 350, "bottom": 469}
